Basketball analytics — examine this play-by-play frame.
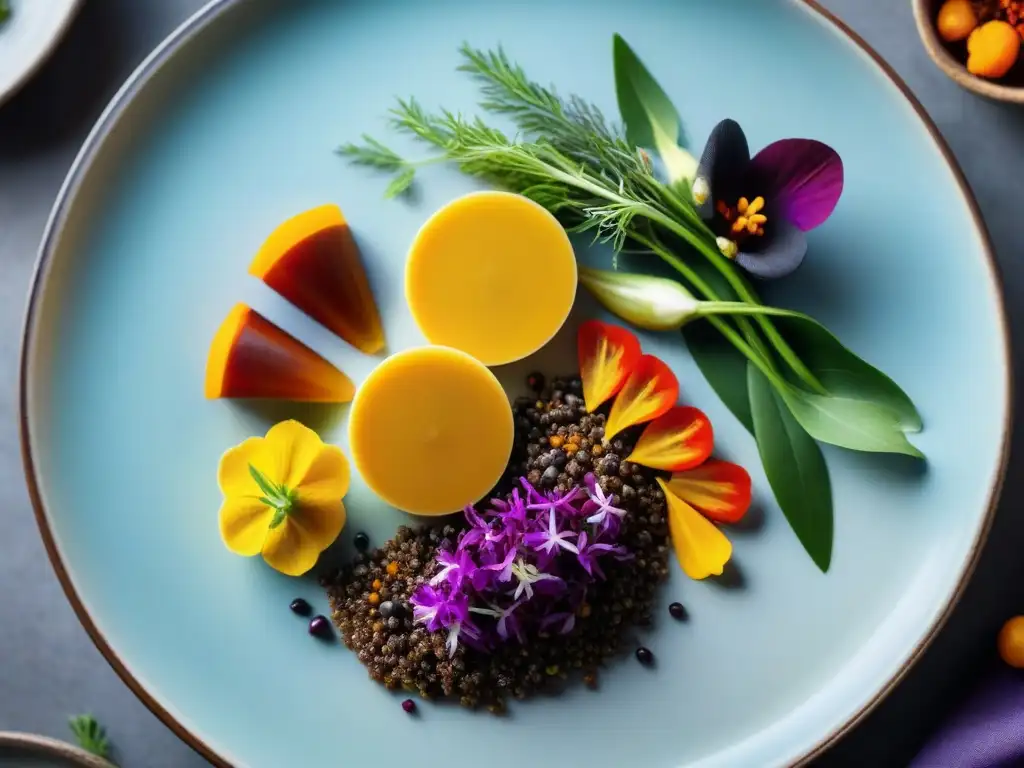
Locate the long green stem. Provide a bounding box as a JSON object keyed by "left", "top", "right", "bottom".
{"left": 640, "top": 209, "right": 826, "bottom": 395}
{"left": 705, "top": 315, "right": 789, "bottom": 392}
{"left": 630, "top": 232, "right": 783, "bottom": 380}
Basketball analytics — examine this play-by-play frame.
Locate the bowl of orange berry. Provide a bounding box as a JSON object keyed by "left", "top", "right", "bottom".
{"left": 914, "top": 0, "right": 1024, "bottom": 101}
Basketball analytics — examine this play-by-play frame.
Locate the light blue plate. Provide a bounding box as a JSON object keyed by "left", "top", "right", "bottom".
{"left": 20, "top": 1, "right": 1010, "bottom": 766}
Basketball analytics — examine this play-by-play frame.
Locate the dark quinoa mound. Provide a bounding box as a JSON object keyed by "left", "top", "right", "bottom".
{"left": 323, "top": 375, "right": 672, "bottom": 712}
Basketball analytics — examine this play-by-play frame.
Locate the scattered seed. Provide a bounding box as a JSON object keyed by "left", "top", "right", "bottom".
{"left": 635, "top": 647, "right": 654, "bottom": 665}
{"left": 353, "top": 532, "right": 370, "bottom": 552}
{"left": 309, "top": 615, "right": 332, "bottom": 639}
{"left": 290, "top": 598, "right": 312, "bottom": 616}
{"left": 402, "top": 698, "right": 417, "bottom": 714}
{"left": 669, "top": 602, "right": 687, "bottom": 621}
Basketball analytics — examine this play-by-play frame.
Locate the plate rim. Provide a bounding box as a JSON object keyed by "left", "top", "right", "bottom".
{"left": 0, "top": 0, "right": 85, "bottom": 107}
{"left": 17, "top": 1, "right": 1012, "bottom": 766}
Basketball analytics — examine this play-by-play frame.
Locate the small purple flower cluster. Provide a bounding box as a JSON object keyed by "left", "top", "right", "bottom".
{"left": 410, "top": 474, "right": 632, "bottom": 657}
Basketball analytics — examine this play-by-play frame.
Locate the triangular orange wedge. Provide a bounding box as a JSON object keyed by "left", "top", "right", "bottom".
{"left": 205, "top": 303, "right": 355, "bottom": 402}
{"left": 249, "top": 204, "right": 385, "bottom": 355}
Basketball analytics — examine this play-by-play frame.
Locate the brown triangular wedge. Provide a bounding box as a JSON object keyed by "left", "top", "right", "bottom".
{"left": 248, "top": 204, "right": 385, "bottom": 355}
{"left": 205, "top": 303, "right": 355, "bottom": 402}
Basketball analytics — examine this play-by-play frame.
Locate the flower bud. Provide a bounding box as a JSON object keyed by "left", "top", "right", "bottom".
{"left": 578, "top": 267, "right": 701, "bottom": 331}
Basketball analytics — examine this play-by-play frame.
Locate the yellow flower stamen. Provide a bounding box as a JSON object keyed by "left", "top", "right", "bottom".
{"left": 717, "top": 195, "right": 768, "bottom": 238}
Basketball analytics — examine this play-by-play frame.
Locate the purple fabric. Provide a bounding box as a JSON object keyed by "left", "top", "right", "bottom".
{"left": 911, "top": 668, "right": 1024, "bottom": 767}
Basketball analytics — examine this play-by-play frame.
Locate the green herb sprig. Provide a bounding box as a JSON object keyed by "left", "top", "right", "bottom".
{"left": 69, "top": 714, "right": 113, "bottom": 762}
{"left": 339, "top": 41, "right": 924, "bottom": 571}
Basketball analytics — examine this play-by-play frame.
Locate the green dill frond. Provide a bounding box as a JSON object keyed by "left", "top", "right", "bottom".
{"left": 336, "top": 134, "right": 407, "bottom": 172}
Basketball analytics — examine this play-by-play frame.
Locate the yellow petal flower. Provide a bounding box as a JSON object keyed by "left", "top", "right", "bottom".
{"left": 261, "top": 508, "right": 344, "bottom": 577}
{"left": 219, "top": 496, "right": 275, "bottom": 556}
{"left": 217, "top": 436, "right": 271, "bottom": 497}
{"left": 216, "top": 420, "right": 350, "bottom": 576}
{"left": 659, "top": 478, "right": 732, "bottom": 580}
{"left": 264, "top": 419, "right": 330, "bottom": 489}
{"left": 294, "top": 443, "right": 351, "bottom": 502}
{"left": 296, "top": 497, "right": 347, "bottom": 557}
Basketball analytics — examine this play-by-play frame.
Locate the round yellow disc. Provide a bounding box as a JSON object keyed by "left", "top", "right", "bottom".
{"left": 405, "top": 191, "right": 578, "bottom": 366}
{"left": 348, "top": 345, "right": 514, "bottom": 516}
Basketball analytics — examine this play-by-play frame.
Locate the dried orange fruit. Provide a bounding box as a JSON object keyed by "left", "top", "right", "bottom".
{"left": 937, "top": 0, "right": 978, "bottom": 42}
{"left": 998, "top": 616, "right": 1024, "bottom": 668}
{"left": 967, "top": 20, "right": 1020, "bottom": 79}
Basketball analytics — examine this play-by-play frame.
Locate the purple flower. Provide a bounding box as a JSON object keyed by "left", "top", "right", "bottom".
{"left": 539, "top": 611, "right": 576, "bottom": 635}
{"left": 471, "top": 599, "right": 526, "bottom": 642}
{"left": 692, "top": 119, "right": 844, "bottom": 279}
{"left": 576, "top": 531, "right": 632, "bottom": 580}
{"left": 445, "top": 613, "right": 481, "bottom": 657}
{"left": 524, "top": 509, "right": 579, "bottom": 557}
{"left": 582, "top": 473, "right": 627, "bottom": 531}
{"left": 410, "top": 585, "right": 469, "bottom": 633}
{"left": 483, "top": 544, "right": 518, "bottom": 583}
{"left": 509, "top": 558, "right": 562, "bottom": 601}
{"left": 429, "top": 547, "right": 476, "bottom": 591}
{"left": 458, "top": 503, "right": 488, "bottom": 551}
{"left": 526, "top": 486, "right": 583, "bottom": 519}
{"left": 498, "top": 487, "right": 529, "bottom": 528}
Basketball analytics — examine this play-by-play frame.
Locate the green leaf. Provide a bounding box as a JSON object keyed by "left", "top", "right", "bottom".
{"left": 383, "top": 167, "right": 416, "bottom": 199}
{"left": 69, "top": 714, "right": 112, "bottom": 760}
{"left": 612, "top": 34, "right": 696, "bottom": 181}
{"left": 683, "top": 323, "right": 754, "bottom": 433}
{"left": 769, "top": 311, "right": 922, "bottom": 432}
{"left": 748, "top": 365, "right": 833, "bottom": 572}
{"left": 780, "top": 386, "right": 925, "bottom": 458}
{"left": 248, "top": 463, "right": 279, "bottom": 499}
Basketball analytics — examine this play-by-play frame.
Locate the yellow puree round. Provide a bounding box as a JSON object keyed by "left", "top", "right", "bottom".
{"left": 348, "top": 345, "right": 514, "bottom": 516}
{"left": 405, "top": 191, "right": 578, "bottom": 366}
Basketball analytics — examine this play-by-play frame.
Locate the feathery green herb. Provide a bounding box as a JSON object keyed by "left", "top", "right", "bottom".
{"left": 69, "top": 714, "right": 112, "bottom": 761}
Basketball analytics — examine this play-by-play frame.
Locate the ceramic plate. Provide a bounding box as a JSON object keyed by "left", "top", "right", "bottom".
{"left": 20, "top": 1, "right": 1010, "bottom": 766}
{"left": 0, "top": 0, "right": 81, "bottom": 106}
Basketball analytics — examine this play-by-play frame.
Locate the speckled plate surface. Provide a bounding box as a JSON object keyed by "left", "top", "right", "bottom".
{"left": 20, "top": 1, "right": 1010, "bottom": 767}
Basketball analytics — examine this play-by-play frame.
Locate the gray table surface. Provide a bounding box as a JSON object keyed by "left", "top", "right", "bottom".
{"left": 2, "top": 1, "right": 1022, "bottom": 766}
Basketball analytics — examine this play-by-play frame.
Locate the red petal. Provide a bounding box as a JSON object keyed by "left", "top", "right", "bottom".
{"left": 664, "top": 460, "right": 752, "bottom": 524}
{"left": 578, "top": 320, "right": 642, "bottom": 412}
{"left": 604, "top": 354, "right": 679, "bottom": 440}
{"left": 627, "top": 406, "right": 714, "bottom": 472}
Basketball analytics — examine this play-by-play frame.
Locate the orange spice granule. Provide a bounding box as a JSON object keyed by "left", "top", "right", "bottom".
{"left": 386, "top": 561, "right": 399, "bottom": 576}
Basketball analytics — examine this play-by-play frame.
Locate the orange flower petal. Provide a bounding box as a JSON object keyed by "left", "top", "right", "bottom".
{"left": 604, "top": 355, "right": 679, "bottom": 440}
{"left": 627, "top": 406, "right": 714, "bottom": 472}
{"left": 658, "top": 478, "right": 732, "bottom": 580}
{"left": 664, "top": 459, "right": 752, "bottom": 524}
{"left": 578, "top": 320, "right": 642, "bottom": 412}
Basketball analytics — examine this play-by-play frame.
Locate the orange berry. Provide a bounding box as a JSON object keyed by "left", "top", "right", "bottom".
{"left": 967, "top": 20, "right": 1020, "bottom": 78}
{"left": 998, "top": 616, "right": 1024, "bottom": 667}
{"left": 386, "top": 561, "right": 399, "bottom": 576}
{"left": 549, "top": 435, "right": 564, "bottom": 449}
{"left": 371, "top": 579, "right": 382, "bottom": 591}
{"left": 937, "top": 0, "right": 978, "bottom": 42}
{"left": 592, "top": 444, "right": 604, "bottom": 457}
{"left": 567, "top": 434, "right": 582, "bottom": 445}
{"left": 368, "top": 592, "right": 380, "bottom": 605}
